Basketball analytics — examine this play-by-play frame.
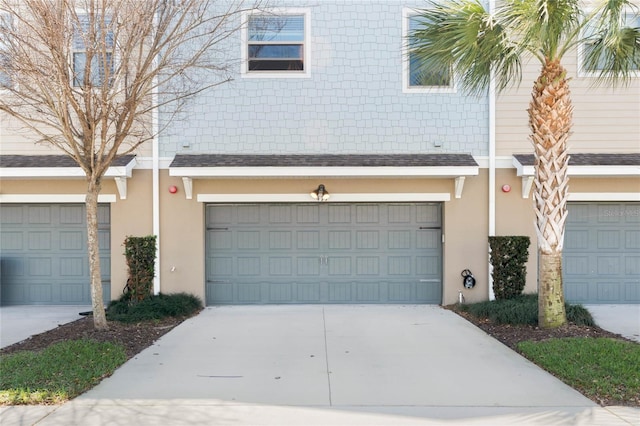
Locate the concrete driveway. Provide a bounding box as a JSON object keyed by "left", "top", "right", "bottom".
{"left": 5, "top": 305, "right": 637, "bottom": 425}
{"left": 0, "top": 305, "right": 90, "bottom": 348}
{"left": 585, "top": 305, "right": 640, "bottom": 343}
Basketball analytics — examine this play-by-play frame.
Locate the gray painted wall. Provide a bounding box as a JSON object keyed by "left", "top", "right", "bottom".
{"left": 160, "top": 0, "right": 489, "bottom": 157}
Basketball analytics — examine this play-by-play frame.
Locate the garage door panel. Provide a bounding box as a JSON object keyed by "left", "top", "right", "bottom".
{"left": 269, "top": 231, "right": 292, "bottom": 249}
{"left": 328, "top": 231, "right": 351, "bottom": 249}
{"left": 597, "top": 230, "right": 620, "bottom": 249}
{"left": 328, "top": 282, "right": 352, "bottom": 302}
{"left": 328, "top": 205, "right": 351, "bottom": 223}
{"left": 28, "top": 232, "right": 51, "bottom": 250}
{"left": 268, "top": 257, "right": 292, "bottom": 276}
{"left": 597, "top": 257, "right": 620, "bottom": 275}
{"left": 597, "top": 282, "right": 620, "bottom": 302}
{"left": 328, "top": 257, "right": 351, "bottom": 276}
{"left": 297, "top": 257, "right": 320, "bottom": 276}
{"left": 626, "top": 231, "right": 640, "bottom": 249}
{"left": 565, "top": 202, "right": 640, "bottom": 304}
{"left": 416, "top": 280, "right": 441, "bottom": 302}
{"left": 1, "top": 232, "right": 23, "bottom": 250}
{"left": 28, "top": 257, "right": 52, "bottom": 276}
{"left": 60, "top": 205, "right": 83, "bottom": 224}
{"left": 28, "top": 206, "right": 51, "bottom": 224}
{"left": 297, "top": 205, "right": 320, "bottom": 223}
{"left": 298, "top": 282, "right": 321, "bottom": 302}
{"left": 565, "top": 281, "right": 589, "bottom": 302}
{"left": 1, "top": 206, "right": 23, "bottom": 224}
{"left": 238, "top": 282, "right": 262, "bottom": 302}
{"left": 60, "top": 231, "right": 84, "bottom": 250}
{"left": 388, "top": 282, "right": 414, "bottom": 302}
{"left": 206, "top": 203, "right": 442, "bottom": 305}
{"left": 29, "top": 283, "right": 52, "bottom": 303}
{"left": 625, "top": 283, "right": 640, "bottom": 302}
{"left": 356, "top": 257, "right": 379, "bottom": 276}
{"left": 60, "top": 257, "right": 84, "bottom": 276}
{"left": 626, "top": 257, "right": 640, "bottom": 275}
{"left": 60, "top": 284, "right": 85, "bottom": 303}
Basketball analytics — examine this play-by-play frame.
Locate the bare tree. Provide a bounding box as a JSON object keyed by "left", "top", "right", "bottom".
{"left": 0, "top": 0, "right": 256, "bottom": 329}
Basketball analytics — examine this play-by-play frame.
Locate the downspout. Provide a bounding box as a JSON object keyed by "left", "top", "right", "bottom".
{"left": 488, "top": 0, "right": 496, "bottom": 301}
{"left": 152, "top": 11, "right": 160, "bottom": 295}
{"left": 152, "top": 90, "right": 160, "bottom": 295}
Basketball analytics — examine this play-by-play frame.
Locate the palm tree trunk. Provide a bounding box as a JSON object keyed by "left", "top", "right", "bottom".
{"left": 86, "top": 177, "right": 109, "bottom": 330}
{"left": 528, "top": 58, "right": 571, "bottom": 329}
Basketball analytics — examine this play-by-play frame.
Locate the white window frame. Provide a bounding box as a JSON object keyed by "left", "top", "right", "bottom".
{"left": 72, "top": 12, "right": 115, "bottom": 88}
{"left": 240, "top": 8, "right": 311, "bottom": 79}
{"left": 402, "top": 8, "right": 455, "bottom": 94}
{"left": 578, "top": 11, "right": 640, "bottom": 78}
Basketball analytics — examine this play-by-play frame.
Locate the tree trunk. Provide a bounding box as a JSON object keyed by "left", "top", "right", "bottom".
{"left": 86, "top": 178, "right": 108, "bottom": 330}
{"left": 528, "top": 58, "right": 572, "bottom": 329}
{"left": 538, "top": 251, "right": 567, "bottom": 328}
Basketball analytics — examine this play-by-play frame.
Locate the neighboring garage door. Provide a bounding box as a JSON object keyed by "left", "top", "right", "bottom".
{"left": 564, "top": 202, "right": 640, "bottom": 304}
{"left": 206, "top": 203, "right": 442, "bottom": 305}
{"left": 0, "top": 204, "right": 111, "bottom": 305}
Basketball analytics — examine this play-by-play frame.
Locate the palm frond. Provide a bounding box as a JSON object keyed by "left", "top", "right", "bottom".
{"left": 583, "top": 0, "right": 640, "bottom": 85}
{"left": 409, "top": 0, "right": 521, "bottom": 95}
{"left": 497, "top": 0, "right": 582, "bottom": 60}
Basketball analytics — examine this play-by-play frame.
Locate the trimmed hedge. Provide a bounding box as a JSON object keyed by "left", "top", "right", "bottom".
{"left": 123, "top": 235, "right": 157, "bottom": 302}
{"left": 489, "top": 236, "right": 530, "bottom": 300}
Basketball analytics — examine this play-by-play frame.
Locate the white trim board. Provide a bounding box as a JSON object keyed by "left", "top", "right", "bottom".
{"left": 197, "top": 193, "right": 451, "bottom": 203}
{"left": 568, "top": 193, "right": 640, "bottom": 202}
{"left": 0, "top": 194, "right": 117, "bottom": 203}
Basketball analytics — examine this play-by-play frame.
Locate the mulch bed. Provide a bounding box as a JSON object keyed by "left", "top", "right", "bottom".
{"left": 0, "top": 316, "right": 185, "bottom": 360}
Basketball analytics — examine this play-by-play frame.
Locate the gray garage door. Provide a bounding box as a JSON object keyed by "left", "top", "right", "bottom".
{"left": 206, "top": 203, "right": 442, "bottom": 305}
{"left": 0, "top": 204, "right": 111, "bottom": 305}
{"left": 564, "top": 202, "right": 640, "bottom": 304}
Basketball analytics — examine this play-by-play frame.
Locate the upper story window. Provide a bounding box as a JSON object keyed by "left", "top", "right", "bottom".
{"left": 0, "top": 12, "right": 12, "bottom": 88}
{"left": 242, "top": 10, "right": 310, "bottom": 78}
{"left": 403, "top": 9, "right": 454, "bottom": 93}
{"left": 580, "top": 13, "right": 640, "bottom": 76}
{"left": 72, "top": 14, "right": 114, "bottom": 87}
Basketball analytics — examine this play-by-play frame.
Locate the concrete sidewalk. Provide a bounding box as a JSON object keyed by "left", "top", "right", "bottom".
{"left": 2, "top": 305, "right": 638, "bottom": 425}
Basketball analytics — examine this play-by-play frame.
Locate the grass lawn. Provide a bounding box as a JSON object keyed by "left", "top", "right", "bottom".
{"left": 0, "top": 339, "right": 127, "bottom": 405}
{"left": 518, "top": 338, "right": 640, "bottom": 406}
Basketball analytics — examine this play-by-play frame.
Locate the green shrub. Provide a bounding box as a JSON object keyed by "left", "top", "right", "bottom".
{"left": 107, "top": 292, "right": 202, "bottom": 323}
{"left": 123, "top": 235, "right": 157, "bottom": 302}
{"left": 460, "top": 293, "right": 595, "bottom": 326}
{"left": 566, "top": 304, "right": 596, "bottom": 326}
{"left": 489, "top": 236, "right": 530, "bottom": 300}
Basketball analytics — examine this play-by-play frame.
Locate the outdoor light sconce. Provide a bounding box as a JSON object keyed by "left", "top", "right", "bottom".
{"left": 310, "top": 184, "right": 330, "bottom": 201}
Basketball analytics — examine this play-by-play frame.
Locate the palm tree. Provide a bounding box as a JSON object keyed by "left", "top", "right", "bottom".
{"left": 409, "top": 0, "right": 639, "bottom": 328}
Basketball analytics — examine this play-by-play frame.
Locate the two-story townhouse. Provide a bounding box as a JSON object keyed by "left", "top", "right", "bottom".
{"left": 159, "top": 0, "right": 490, "bottom": 306}
{"left": 495, "top": 47, "right": 640, "bottom": 304}
{"left": 0, "top": 7, "right": 153, "bottom": 306}
{"left": 2, "top": 0, "right": 637, "bottom": 308}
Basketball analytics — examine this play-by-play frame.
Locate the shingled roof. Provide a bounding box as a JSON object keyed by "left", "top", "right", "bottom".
{"left": 0, "top": 155, "right": 136, "bottom": 168}
{"left": 513, "top": 153, "right": 640, "bottom": 166}
{"left": 170, "top": 153, "right": 478, "bottom": 168}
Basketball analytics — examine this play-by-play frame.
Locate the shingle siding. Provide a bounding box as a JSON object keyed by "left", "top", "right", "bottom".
{"left": 160, "top": 1, "right": 489, "bottom": 157}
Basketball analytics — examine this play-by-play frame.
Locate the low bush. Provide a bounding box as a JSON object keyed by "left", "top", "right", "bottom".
{"left": 458, "top": 293, "right": 595, "bottom": 326}
{"left": 107, "top": 292, "right": 202, "bottom": 323}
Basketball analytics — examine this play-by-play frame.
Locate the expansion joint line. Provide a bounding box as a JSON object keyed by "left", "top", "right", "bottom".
{"left": 322, "top": 307, "right": 333, "bottom": 406}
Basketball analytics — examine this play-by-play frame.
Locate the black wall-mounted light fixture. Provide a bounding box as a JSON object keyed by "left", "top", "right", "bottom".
{"left": 310, "top": 184, "right": 330, "bottom": 201}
